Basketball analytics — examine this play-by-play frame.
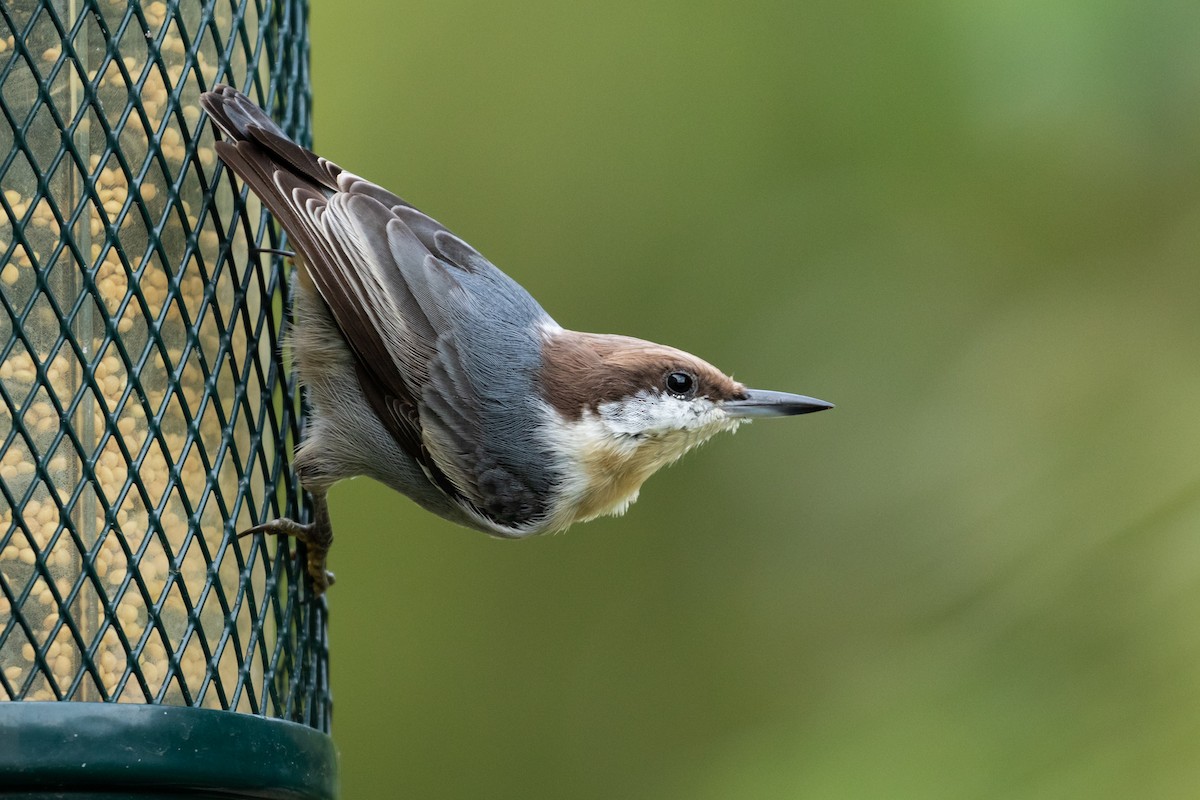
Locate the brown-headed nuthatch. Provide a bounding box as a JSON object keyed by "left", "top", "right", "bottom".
{"left": 201, "top": 85, "right": 832, "bottom": 594}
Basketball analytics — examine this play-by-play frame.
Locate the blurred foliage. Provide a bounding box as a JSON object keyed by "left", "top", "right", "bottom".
{"left": 308, "top": 1, "right": 1200, "bottom": 797}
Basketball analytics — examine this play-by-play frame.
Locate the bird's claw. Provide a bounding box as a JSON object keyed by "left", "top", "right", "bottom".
{"left": 241, "top": 516, "right": 335, "bottom": 596}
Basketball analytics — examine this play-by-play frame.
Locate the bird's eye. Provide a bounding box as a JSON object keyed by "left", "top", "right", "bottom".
{"left": 665, "top": 371, "right": 695, "bottom": 397}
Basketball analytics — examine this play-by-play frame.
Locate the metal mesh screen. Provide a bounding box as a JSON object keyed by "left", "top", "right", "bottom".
{"left": 0, "top": 0, "right": 329, "bottom": 731}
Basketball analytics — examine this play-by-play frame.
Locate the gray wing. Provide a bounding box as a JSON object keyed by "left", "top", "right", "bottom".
{"left": 200, "top": 85, "right": 560, "bottom": 531}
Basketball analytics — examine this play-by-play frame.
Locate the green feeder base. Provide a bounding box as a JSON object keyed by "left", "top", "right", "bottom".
{"left": 0, "top": 702, "right": 337, "bottom": 799}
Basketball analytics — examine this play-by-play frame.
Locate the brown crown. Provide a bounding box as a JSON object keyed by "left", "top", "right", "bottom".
{"left": 538, "top": 330, "right": 745, "bottom": 421}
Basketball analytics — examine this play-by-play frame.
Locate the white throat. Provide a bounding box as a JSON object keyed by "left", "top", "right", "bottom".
{"left": 537, "top": 393, "right": 743, "bottom": 531}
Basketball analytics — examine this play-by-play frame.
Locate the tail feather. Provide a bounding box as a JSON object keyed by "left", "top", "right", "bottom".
{"left": 200, "top": 84, "right": 417, "bottom": 215}
{"left": 200, "top": 84, "right": 342, "bottom": 195}
{"left": 199, "top": 84, "right": 289, "bottom": 142}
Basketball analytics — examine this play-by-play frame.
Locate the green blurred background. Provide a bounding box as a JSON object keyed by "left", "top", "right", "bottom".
{"left": 307, "top": 2, "right": 1200, "bottom": 797}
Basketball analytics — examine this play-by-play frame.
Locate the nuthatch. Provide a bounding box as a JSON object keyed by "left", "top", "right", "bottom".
{"left": 201, "top": 85, "right": 832, "bottom": 594}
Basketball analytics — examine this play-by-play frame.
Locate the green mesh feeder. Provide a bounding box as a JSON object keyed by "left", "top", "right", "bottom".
{"left": 0, "top": 0, "right": 334, "bottom": 796}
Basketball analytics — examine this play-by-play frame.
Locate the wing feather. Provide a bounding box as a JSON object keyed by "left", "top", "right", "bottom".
{"left": 201, "top": 85, "right": 559, "bottom": 531}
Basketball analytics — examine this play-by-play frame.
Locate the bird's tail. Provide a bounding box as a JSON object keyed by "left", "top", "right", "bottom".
{"left": 199, "top": 84, "right": 290, "bottom": 143}
{"left": 199, "top": 84, "right": 342, "bottom": 195}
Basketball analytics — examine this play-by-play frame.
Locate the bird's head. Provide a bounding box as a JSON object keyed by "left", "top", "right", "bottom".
{"left": 536, "top": 329, "right": 831, "bottom": 528}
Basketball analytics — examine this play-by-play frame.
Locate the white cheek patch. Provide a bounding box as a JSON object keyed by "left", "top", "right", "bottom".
{"left": 538, "top": 392, "right": 744, "bottom": 531}
{"left": 597, "top": 392, "right": 729, "bottom": 438}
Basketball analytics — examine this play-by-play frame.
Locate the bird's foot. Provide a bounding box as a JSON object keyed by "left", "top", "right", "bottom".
{"left": 241, "top": 517, "right": 335, "bottom": 595}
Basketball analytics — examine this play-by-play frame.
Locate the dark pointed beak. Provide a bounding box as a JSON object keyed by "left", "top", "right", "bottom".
{"left": 723, "top": 389, "right": 834, "bottom": 418}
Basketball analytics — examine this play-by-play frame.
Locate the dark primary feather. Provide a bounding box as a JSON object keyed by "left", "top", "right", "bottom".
{"left": 200, "top": 85, "right": 560, "bottom": 530}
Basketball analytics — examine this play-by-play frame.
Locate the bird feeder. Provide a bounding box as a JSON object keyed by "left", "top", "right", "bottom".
{"left": 0, "top": 1, "right": 333, "bottom": 797}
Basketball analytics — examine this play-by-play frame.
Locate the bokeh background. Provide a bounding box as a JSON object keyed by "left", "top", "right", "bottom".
{"left": 308, "top": 2, "right": 1200, "bottom": 798}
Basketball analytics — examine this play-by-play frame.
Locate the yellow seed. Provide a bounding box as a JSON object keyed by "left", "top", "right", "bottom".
{"left": 18, "top": 548, "right": 36, "bottom": 565}
{"left": 54, "top": 655, "right": 72, "bottom": 675}
{"left": 42, "top": 530, "right": 59, "bottom": 552}
{"left": 142, "top": 661, "right": 161, "bottom": 686}
{"left": 42, "top": 47, "right": 60, "bottom": 62}
{"left": 21, "top": 644, "right": 35, "bottom": 662}
{"left": 4, "top": 666, "right": 21, "bottom": 681}
{"left": 1, "top": 263, "right": 18, "bottom": 285}
{"left": 38, "top": 588, "right": 53, "bottom": 606}
{"left": 140, "top": 183, "right": 158, "bottom": 201}
{"left": 117, "top": 317, "right": 134, "bottom": 334}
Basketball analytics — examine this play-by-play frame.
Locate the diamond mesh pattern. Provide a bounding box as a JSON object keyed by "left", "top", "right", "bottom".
{"left": 0, "top": 0, "right": 328, "bottom": 731}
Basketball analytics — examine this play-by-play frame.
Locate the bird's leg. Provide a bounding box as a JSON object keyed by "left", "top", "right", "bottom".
{"left": 252, "top": 246, "right": 296, "bottom": 259}
{"left": 241, "top": 491, "right": 335, "bottom": 595}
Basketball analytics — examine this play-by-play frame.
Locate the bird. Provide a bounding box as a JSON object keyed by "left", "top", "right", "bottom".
{"left": 200, "top": 85, "right": 832, "bottom": 594}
